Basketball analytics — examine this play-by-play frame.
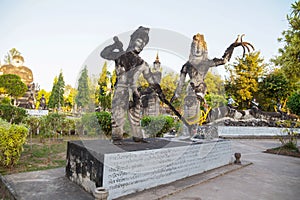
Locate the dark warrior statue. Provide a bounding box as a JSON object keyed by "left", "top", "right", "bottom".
{"left": 101, "top": 26, "right": 166, "bottom": 143}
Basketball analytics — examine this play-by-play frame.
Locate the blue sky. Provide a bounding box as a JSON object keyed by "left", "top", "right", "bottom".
{"left": 0, "top": 0, "right": 295, "bottom": 91}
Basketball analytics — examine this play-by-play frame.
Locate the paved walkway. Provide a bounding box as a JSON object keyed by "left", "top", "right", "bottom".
{"left": 4, "top": 168, "right": 94, "bottom": 200}
{"left": 2, "top": 139, "right": 300, "bottom": 200}
{"left": 162, "top": 139, "right": 300, "bottom": 200}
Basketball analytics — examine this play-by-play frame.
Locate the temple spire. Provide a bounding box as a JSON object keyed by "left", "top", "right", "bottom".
{"left": 155, "top": 52, "right": 160, "bottom": 64}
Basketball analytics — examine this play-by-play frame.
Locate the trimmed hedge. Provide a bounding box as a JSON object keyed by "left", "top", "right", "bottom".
{"left": 141, "top": 115, "right": 175, "bottom": 137}
{"left": 0, "top": 119, "right": 28, "bottom": 166}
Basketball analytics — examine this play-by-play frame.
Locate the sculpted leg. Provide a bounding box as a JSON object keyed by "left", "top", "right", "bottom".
{"left": 128, "top": 90, "right": 145, "bottom": 141}
{"left": 111, "top": 87, "right": 129, "bottom": 141}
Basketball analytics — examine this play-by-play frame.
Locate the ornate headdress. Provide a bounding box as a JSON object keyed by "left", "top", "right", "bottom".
{"left": 130, "top": 26, "right": 150, "bottom": 45}
{"left": 193, "top": 33, "right": 207, "bottom": 51}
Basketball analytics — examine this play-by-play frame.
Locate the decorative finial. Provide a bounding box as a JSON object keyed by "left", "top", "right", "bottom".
{"left": 154, "top": 52, "right": 160, "bottom": 64}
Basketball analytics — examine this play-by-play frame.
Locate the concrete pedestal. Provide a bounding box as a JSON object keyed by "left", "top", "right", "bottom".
{"left": 66, "top": 138, "right": 232, "bottom": 200}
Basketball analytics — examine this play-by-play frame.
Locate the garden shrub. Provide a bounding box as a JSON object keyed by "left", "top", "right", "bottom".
{"left": 39, "top": 113, "right": 65, "bottom": 137}
{"left": 287, "top": 92, "right": 300, "bottom": 116}
{"left": 81, "top": 112, "right": 101, "bottom": 135}
{"left": 61, "top": 117, "right": 76, "bottom": 135}
{"left": 95, "top": 111, "right": 112, "bottom": 136}
{"left": 24, "top": 116, "right": 41, "bottom": 135}
{"left": 0, "top": 104, "right": 27, "bottom": 124}
{"left": 141, "top": 115, "right": 175, "bottom": 137}
{"left": 0, "top": 119, "right": 28, "bottom": 166}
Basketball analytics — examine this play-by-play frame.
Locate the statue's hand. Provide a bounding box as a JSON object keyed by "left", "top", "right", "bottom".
{"left": 231, "top": 34, "right": 254, "bottom": 57}
{"left": 113, "top": 36, "right": 123, "bottom": 50}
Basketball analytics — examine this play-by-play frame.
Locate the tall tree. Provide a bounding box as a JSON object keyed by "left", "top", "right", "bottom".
{"left": 75, "top": 66, "right": 90, "bottom": 110}
{"left": 98, "top": 62, "right": 109, "bottom": 96}
{"left": 97, "top": 62, "right": 112, "bottom": 110}
{"left": 4, "top": 48, "right": 21, "bottom": 64}
{"left": 160, "top": 72, "right": 179, "bottom": 101}
{"left": 205, "top": 71, "right": 225, "bottom": 95}
{"left": 111, "top": 69, "right": 117, "bottom": 93}
{"left": 272, "top": 1, "right": 300, "bottom": 83}
{"left": 48, "top": 71, "right": 65, "bottom": 110}
{"left": 48, "top": 76, "right": 58, "bottom": 109}
{"left": 258, "top": 69, "right": 294, "bottom": 111}
{"left": 64, "top": 85, "right": 77, "bottom": 111}
{"left": 225, "top": 52, "right": 266, "bottom": 109}
{"left": 57, "top": 71, "right": 65, "bottom": 107}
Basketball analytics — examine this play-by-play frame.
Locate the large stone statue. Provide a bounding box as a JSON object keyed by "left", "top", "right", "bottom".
{"left": 171, "top": 33, "right": 254, "bottom": 105}
{"left": 0, "top": 55, "right": 33, "bottom": 86}
{"left": 0, "top": 55, "right": 37, "bottom": 108}
{"left": 101, "top": 26, "right": 165, "bottom": 143}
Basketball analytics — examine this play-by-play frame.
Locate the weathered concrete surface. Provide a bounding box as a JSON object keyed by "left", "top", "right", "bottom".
{"left": 4, "top": 168, "right": 93, "bottom": 200}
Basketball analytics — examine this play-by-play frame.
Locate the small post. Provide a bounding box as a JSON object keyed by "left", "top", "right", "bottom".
{"left": 94, "top": 187, "right": 108, "bottom": 200}
{"left": 234, "top": 152, "right": 241, "bottom": 164}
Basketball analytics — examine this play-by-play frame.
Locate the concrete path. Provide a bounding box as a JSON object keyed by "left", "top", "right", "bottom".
{"left": 4, "top": 168, "right": 94, "bottom": 200}
{"left": 162, "top": 139, "right": 300, "bottom": 200}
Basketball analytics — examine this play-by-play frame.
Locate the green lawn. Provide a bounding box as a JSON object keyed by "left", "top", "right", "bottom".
{"left": 0, "top": 135, "right": 101, "bottom": 175}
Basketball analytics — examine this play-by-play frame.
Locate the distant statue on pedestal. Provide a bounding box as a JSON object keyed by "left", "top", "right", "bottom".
{"left": 0, "top": 55, "right": 38, "bottom": 108}
{"left": 141, "top": 53, "right": 162, "bottom": 116}
{"left": 27, "top": 93, "right": 36, "bottom": 109}
{"left": 39, "top": 94, "right": 47, "bottom": 110}
{"left": 0, "top": 55, "right": 33, "bottom": 86}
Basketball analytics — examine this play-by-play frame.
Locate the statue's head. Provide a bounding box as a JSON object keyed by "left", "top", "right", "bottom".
{"left": 189, "top": 33, "right": 208, "bottom": 59}
{"left": 12, "top": 55, "right": 24, "bottom": 67}
{"left": 128, "top": 26, "right": 150, "bottom": 53}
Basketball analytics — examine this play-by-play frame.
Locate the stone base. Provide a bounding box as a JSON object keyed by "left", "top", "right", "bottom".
{"left": 66, "top": 138, "right": 232, "bottom": 200}
{"left": 218, "top": 126, "right": 300, "bottom": 137}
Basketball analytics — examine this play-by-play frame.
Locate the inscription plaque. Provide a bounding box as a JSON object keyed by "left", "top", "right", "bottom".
{"left": 102, "top": 140, "right": 231, "bottom": 199}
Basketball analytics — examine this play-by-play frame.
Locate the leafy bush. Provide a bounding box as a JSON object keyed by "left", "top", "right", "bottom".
{"left": 24, "top": 116, "right": 41, "bottom": 135}
{"left": 0, "top": 96, "right": 11, "bottom": 105}
{"left": 61, "top": 117, "right": 76, "bottom": 135}
{"left": 0, "top": 104, "right": 27, "bottom": 124}
{"left": 80, "top": 112, "right": 101, "bottom": 135}
{"left": 41, "top": 113, "right": 64, "bottom": 136}
{"left": 95, "top": 111, "right": 112, "bottom": 136}
{"left": 282, "top": 141, "right": 298, "bottom": 152}
{"left": 277, "top": 120, "right": 298, "bottom": 151}
{"left": 78, "top": 112, "right": 112, "bottom": 136}
{"left": 287, "top": 92, "right": 300, "bottom": 115}
{"left": 141, "top": 115, "right": 175, "bottom": 137}
{"left": 205, "top": 94, "right": 227, "bottom": 108}
{"left": 0, "top": 119, "right": 28, "bottom": 166}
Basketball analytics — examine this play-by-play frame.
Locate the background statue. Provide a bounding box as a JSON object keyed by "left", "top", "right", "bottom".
{"left": 0, "top": 55, "right": 33, "bottom": 86}
{"left": 0, "top": 55, "right": 38, "bottom": 109}
{"left": 39, "top": 94, "right": 47, "bottom": 110}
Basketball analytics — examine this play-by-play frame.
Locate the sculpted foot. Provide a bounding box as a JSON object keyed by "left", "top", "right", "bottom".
{"left": 132, "top": 136, "right": 149, "bottom": 143}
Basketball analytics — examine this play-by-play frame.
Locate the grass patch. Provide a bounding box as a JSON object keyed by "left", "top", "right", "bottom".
{"left": 0, "top": 140, "right": 67, "bottom": 175}
{"left": 0, "top": 135, "right": 103, "bottom": 175}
